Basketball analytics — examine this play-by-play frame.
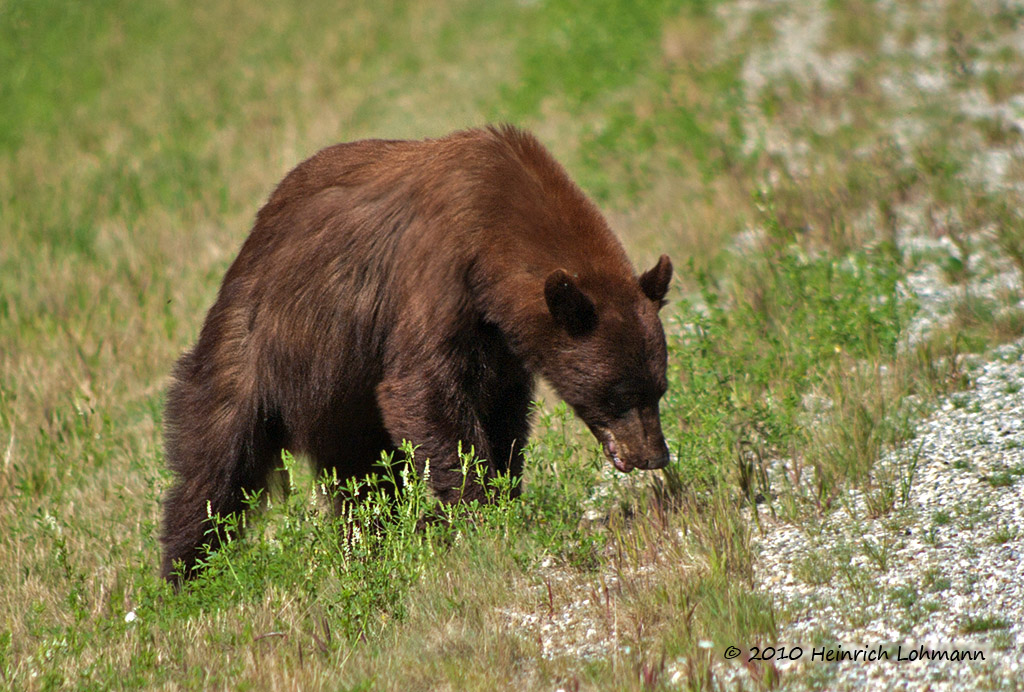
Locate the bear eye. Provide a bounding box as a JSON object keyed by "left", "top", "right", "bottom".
{"left": 603, "top": 385, "right": 642, "bottom": 417}
{"left": 604, "top": 377, "right": 666, "bottom": 418}
{"left": 609, "top": 399, "right": 633, "bottom": 417}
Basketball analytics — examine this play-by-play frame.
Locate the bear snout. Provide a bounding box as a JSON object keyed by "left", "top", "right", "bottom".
{"left": 634, "top": 440, "right": 670, "bottom": 470}
{"left": 594, "top": 411, "right": 670, "bottom": 473}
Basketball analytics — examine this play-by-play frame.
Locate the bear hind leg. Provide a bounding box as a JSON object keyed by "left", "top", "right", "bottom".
{"left": 160, "top": 387, "right": 283, "bottom": 585}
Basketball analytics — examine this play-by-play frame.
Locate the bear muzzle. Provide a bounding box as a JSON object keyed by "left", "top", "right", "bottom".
{"left": 593, "top": 408, "right": 670, "bottom": 473}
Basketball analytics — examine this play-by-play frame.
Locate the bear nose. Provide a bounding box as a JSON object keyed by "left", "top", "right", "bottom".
{"left": 641, "top": 441, "right": 670, "bottom": 470}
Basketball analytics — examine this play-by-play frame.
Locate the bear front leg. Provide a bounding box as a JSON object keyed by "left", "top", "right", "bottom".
{"left": 376, "top": 372, "right": 499, "bottom": 504}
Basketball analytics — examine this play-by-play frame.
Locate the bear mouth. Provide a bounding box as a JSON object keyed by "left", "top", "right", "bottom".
{"left": 598, "top": 431, "right": 634, "bottom": 474}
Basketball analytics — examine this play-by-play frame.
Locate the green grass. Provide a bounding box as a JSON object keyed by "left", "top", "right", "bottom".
{"left": 2, "top": 0, "right": 1023, "bottom": 689}
{"left": 961, "top": 615, "right": 1011, "bottom": 635}
{"left": 984, "top": 471, "right": 1019, "bottom": 489}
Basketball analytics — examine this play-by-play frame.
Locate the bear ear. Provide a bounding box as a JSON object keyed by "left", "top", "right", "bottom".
{"left": 639, "top": 254, "right": 673, "bottom": 308}
{"left": 545, "top": 269, "right": 598, "bottom": 337}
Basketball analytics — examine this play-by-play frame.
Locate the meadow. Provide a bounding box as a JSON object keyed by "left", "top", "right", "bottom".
{"left": 2, "top": 0, "right": 1023, "bottom": 689}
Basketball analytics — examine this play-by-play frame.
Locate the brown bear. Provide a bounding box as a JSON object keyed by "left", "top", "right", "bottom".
{"left": 161, "top": 125, "right": 673, "bottom": 583}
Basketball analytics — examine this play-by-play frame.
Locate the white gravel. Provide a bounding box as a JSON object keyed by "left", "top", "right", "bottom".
{"left": 717, "top": 0, "right": 1024, "bottom": 687}
{"left": 730, "top": 343, "right": 1024, "bottom": 691}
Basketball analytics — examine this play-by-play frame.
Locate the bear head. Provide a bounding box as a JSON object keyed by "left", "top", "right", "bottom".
{"left": 542, "top": 254, "right": 673, "bottom": 473}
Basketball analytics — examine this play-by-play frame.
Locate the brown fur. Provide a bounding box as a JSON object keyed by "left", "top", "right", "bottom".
{"left": 161, "top": 125, "right": 673, "bottom": 582}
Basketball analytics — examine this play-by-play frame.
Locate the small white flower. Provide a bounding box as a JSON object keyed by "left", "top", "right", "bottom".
{"left": 697, "top": 639, "right": 714, "bottom": 649}
{"left": 124, "top": 610, "right": 137, "bottom": 623}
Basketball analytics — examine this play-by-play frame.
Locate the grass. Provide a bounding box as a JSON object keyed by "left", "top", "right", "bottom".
{"left": 2, "top": 0, "right": 1023, "bottom": 689}
{"left": 961, "top": 615, "right": 1011, "bottom": 635}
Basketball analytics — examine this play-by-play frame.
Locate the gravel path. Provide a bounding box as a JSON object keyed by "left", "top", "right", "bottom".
{"left": 734, "top": 343, "right": 1024, "bottom": 691}
{"left": 720, "top": 0, "right": 1024, "bottom": 687}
